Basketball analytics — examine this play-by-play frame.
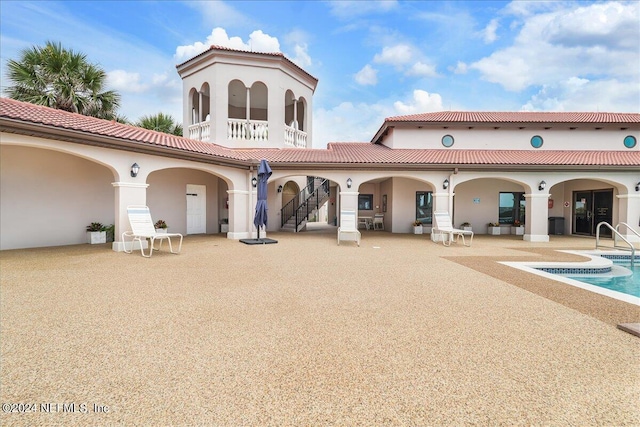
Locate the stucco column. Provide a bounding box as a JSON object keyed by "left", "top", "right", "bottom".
{"left": 111, "top": 181, "right": 148, "bottom": 252}
{"left": 198, "top": 91, "right": 203, "bottom": 123}
{"left": 227, "top": 189, "right": 251, "bottom": 239}
{"left": 616, "top": 192, "right": 640, "bottom": 242}
{"left": 524, "top": 193, "right": 550, "bottom": 242}
{"left": 339, "top": 190, "right": 359, "bottom": 214}
{"left": 292, "top": 98, "right": 298, "bottom": 146}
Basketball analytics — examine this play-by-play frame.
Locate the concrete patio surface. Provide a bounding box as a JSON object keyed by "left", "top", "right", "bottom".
{"left": 1, "top": 230, "right": 639, "bottom": 426}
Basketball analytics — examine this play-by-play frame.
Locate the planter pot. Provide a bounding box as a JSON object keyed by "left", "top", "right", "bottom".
{"left": 488, "top": 227, "right": 501, "bottom": 235}
{"left": 220, "top": 224, "right": 229, "bottom": 233}
{"left": 462, "top": 226, "right": 472, "bottom": 232}
{"left": 87, "top": 231, "right": 106, "bottom": 244}
{"left": 413, "top": 226, "right": 423, "bottom": 235}
{"left": 511, "top": 226, "right": 524, "bottom": 235}
{"left": 155, "top": 228, "right": 167, "bottom": 234}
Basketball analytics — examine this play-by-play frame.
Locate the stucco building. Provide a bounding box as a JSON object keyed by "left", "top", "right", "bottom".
{"left": 1, "top": 47, "right": 639, "bottom": 250}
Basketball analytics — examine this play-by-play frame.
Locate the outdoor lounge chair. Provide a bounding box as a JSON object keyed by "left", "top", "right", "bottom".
{"left": 432, "top": 211, "right": 473, "bottom": 247}
{"left": 122, "top": 205, "right": 183, "bottom": 257}
{"left": 337, "top": 209, "right": 361, "bottom": 246}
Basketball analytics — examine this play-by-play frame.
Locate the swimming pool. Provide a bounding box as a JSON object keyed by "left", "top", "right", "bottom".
{"left": 500, "top": 251, "right": 640, "bottom": 305}
{"left": 566, "top": 261, "right": 639, "bottom": 298}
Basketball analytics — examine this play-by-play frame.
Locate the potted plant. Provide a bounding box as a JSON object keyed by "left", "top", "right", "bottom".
{"left": 460, "top": 222, "right": 472, "bottom": 232}
{"left": 220, "top": 218, "right": 229, "bottom": 233}
{"left": 412, "top": 220, "right": 423, "bottom": 234}
{"left": 154, "top": 219, "right": 168, "bottom": 233}
{"left": 487, "top": 222, "right": 501, "bottom": 235}
{"left": 86, "top": 222, "right": 107, "bottom": 244}
{"left": 511, "top": 219, "right": 524, "bottom": 235}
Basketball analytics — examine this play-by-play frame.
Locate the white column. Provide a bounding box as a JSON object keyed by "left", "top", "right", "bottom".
{"left": 524, "top": 193, "right": 550, "bottom": 242}
{"left": 227, "top": 189, "right": 250, "bottom": 240}
{"left": 292, "top": 98, "right": 298, "bottom": 146}
{"left": 198, "top": 91, "right": 203, "bottom": 123}
{"left": 616, "top": 192, "right": 640, "bottom": 242}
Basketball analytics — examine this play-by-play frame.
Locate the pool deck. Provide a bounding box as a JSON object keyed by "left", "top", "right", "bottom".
{"left": 1, "top": 230, "right": 639, "bottom": 426}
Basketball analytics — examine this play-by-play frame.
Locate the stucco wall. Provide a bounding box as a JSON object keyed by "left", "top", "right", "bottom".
{"left": 453, "top": 179, "right": 525, "bottom": 234}
{"left": 147, "top": 168, "right": 221, "bottom": 235}
{"left": 0, "top": 146, "right": 114, "bottom": 249}
{"left": 386, "top": 127, "right": 639, "bottom": 151}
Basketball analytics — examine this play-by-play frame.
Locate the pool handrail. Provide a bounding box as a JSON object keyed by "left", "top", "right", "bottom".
{"left": 596, "top": 221, "right": 635, "bottom": 267}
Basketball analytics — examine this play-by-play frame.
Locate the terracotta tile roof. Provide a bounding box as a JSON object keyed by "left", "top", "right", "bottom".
{"left": 386, "top": 111, "right": 640, "bottom": 124}
{"left": 175, "top": 45, "right": 318, "bottom": 84}
{"left": 0, "top": 98, "right": 246, "bottom": 161}
{"left": 1, "top": 98, "right": 638, "bottom": 168}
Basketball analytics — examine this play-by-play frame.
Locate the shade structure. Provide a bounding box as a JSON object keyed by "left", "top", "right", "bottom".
{"left": 240, "top": 159, "right": 278, "bottom": 245}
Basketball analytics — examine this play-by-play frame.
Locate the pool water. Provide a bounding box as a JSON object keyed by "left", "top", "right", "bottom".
{"left": 568, "top": 262, "right": 640, "bottom": 298}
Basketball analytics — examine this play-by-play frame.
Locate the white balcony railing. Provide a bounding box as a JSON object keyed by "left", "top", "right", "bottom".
{"left": 227, "top": 119, "right": 268, "bottom": 142}
{"left": 188, "top": 121, "right": 210, "bottom": 141}
{"left": 284, "top": 124, "right": 307, "bottom": 148}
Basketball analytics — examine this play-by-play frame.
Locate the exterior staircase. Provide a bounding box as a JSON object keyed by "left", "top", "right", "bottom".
{"left": 280, "top": 177, "right": 330, "bottom": 232}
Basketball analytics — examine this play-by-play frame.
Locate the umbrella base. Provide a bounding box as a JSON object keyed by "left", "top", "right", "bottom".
{"left": 239, "top": 238, "right": 278, "bottom": 245}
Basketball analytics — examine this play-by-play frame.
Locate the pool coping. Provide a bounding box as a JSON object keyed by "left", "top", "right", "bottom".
{"left": 500, "top": 250, "right": 640, "bottom": 306}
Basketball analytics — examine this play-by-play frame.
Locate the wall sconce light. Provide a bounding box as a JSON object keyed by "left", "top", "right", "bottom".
{"left": 538, "top": 180, "right": 546, "bottom": 191}
{"left": 251, "top": 177, "right": 257, "bottom": 188}
{"left": 443, "top": 179, "right": 449, "bottom": 190}
{"left": 636, "top": 181, "right": 640, "bottom": 192}
{"left": 130, "top": 163, "right": 140, "bottom": 178}
{"left": 346, "top": 178, "right": 352, "bottom": 189}
{"left": 277, "top": 185, "right": 283, "bottom": 193}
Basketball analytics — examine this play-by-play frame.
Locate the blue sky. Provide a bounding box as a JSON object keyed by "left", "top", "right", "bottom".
{"left": 1, "top": 1, "right": 638, "bottom": 148}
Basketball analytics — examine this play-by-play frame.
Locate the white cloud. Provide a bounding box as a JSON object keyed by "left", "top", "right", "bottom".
{"left": 313, "top": 88, "right": 447, "bottom": 147}
{"left": 521, "top": 78, "right": 640, "bottom": 112}
{"left": 373, "top": 44, "right": 413, "bottom": 65}
{"left": 481, "top": 18, "right": 499, "bottom": 44}
{"left": 292, "top": 43, "right": 312, "bottom": 68}
{"left": 354, "top": 64, "right": 378, "bottom": 86}
{"left": 107, "top": 70, "right": 148, "bottom": 93}
{"left": 313, "top": 100, "right": 389, "bottom": 147}
{"left": 471, "top": 2, "right": 639, "bottom": 93}
{"left": 393, "top": 90, "right": 443, "bottom": 115}
{"left": 406, "top": 62, "right": 438, "bottom": 78}
{"left": 451, "top": 61, "right": 468, "bottom": 75}
{"left": 175, "top": 28, "right": 281, "bottom": 62}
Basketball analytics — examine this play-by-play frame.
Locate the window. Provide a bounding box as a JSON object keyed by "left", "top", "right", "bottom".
{"left": 530, "top": 135, "right": 543, "bottom": 148}
{"left": 416, "top": 191, "right": 433, "bottom": 225}
{"left": 441, "top": 135, "right": 454, "bottom": 147}
{"left": 624, "top": 135, "right": 637, "bottom": 148}
{"left": 358, "top": 194, "right": 373, "bottom": 210}
{"left": 499, "top": 192, "right": 525, "bottom": 224}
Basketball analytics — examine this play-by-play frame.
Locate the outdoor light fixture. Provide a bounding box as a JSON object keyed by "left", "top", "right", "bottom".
{"left": 251, "top": 177, "right": 257, "bottom": 188}
{"left": 346, "top": 178, "right": 352, "bottom": 189}
{"left": 443, "top": 179, "right": 449, "bottom": 190}
{"left": 130, "top": 163, "right": 140, "bottom": 178}
{"left": 277, "top": 185, "right": 283, "bottom": 193}
{"left": 538, "top": 180, "right": 546, "bottom": 191}
{"left": 636, "top": 181, "right": 640, "bottom": 192}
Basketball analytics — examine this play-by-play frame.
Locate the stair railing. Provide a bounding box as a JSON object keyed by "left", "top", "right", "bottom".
{"left": 281, "top": 178, "right": 330, "bottom": 230}
{"left": 596, "top": 221, "right": 636, "bottom": 267}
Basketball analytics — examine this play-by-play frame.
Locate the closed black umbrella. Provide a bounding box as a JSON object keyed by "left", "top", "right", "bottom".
{"left": 241, "top": 159, "right": 278, "bottom": 245}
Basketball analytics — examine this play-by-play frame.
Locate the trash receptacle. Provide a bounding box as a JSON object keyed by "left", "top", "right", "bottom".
{"left": 548, "top": 217, "right": 565, "bottom": 235}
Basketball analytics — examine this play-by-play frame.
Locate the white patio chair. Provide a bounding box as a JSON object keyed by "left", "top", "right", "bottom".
{"left": 432, "top": 211, "right": 473, "bottom": 247}
{"left": 122, "top": 205, "right": 183, "bottom": 257}
{"left": 373, "top": 214, "right": 384, "bottom": 230}
{"left": 338, "top": 209, "right": 361, "bottom": 246}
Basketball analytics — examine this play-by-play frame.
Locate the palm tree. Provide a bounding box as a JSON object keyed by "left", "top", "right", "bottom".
{"left": 136, "top": 113, "right": 183, "bottom": 136}
{"left": 5, "top": 41, "right": 120, "bottom": 119}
